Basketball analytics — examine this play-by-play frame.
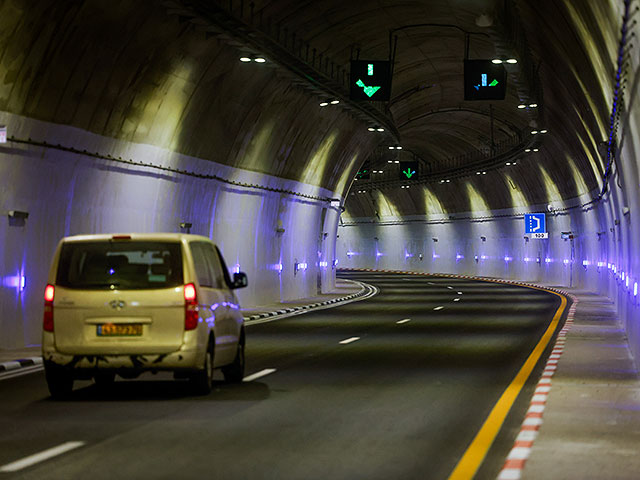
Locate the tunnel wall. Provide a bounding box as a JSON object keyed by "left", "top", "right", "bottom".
{"left": 0, "top": 112, "right": 342, "bottom": 349}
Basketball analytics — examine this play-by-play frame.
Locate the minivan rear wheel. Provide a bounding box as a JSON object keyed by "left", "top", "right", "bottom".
{"left": 191, "top": 341, "right": 214, "bottom": 395}
{"left": 44, "top": 363, "right": 74, "bottom": 399}
{"left": 222, "top": 336, "right": 245, "bottom": 384}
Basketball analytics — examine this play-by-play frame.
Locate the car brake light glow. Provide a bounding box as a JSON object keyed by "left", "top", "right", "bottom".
{"left": 184, "top": 283, "right": 198, "bottom": 330}
{"left": 43, "top": 284, "right": 55, "bottom": 332}
{"left": 44, "top": 284, "right": 55, "bottom": 302}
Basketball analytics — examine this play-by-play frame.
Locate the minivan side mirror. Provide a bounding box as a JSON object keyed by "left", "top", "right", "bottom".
{"left": 231, "top": 272, "right": 248, "bottom": 289}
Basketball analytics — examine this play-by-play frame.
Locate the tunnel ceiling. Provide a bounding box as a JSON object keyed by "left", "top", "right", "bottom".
{"left": 192, "top": 0, "right": 614, "bottom": 216}
{"left": 0, "top": 0, "right": 619, "bottom": 216}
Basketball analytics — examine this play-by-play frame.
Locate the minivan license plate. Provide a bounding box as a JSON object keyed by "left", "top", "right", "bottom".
{"left": 97, "top": 324, "right": 143, "bottom": 336}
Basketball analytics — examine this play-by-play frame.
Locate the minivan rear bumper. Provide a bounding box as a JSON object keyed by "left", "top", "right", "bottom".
{"left": 42, "top": 346, "right": 201, "bottom": 371}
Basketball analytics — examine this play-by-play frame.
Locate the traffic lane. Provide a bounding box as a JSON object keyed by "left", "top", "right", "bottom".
{"left": 0, "top": 273, "right": 562, "bottom": 479}
{"left": 0, "top": 371, "right": 272, "bottom": 470}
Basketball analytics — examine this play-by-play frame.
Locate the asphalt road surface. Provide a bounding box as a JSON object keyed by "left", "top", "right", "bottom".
{"left": 0, "top": 272, "right": 564, "bottom": 480}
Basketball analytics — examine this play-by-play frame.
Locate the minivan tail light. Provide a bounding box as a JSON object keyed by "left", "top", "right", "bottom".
{"left": 184, "top": 283, "right": 198, "bottom": 330}
{"left": 43, "top": 284, "right": 55, "bottom": 332}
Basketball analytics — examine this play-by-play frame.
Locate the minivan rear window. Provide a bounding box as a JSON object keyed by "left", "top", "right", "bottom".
{"left": 56, "top": 241, "right": 183, "bottom": 290}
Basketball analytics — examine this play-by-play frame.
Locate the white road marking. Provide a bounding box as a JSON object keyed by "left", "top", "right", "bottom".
{"left": 428, "top": 282, "right": 435, "bottom": 285}
{"left": 457, "top": 291, "right": 463, "bottom": 295}
{"left": 434, "top": 306, "right": 444, "bottom": 311}
{"left": 397, "top": 319, "right": 411, "bottom": 324}
{"left": 0, "top": 441, "right": 85, "bottom": 472}
{"left": 339, "top": 337, "right": 361, "bottom": 345}
{"left": 447, "top": 286, "right": 454, "bottom": 290}
{"left": 453, "top": 298, "right": 461, "bottom": 302}
{"left": 0, "top": 365, "right": 44, "bottom": 381}
{"left": 243, "top": 368, "right": 277, "bottom": 382}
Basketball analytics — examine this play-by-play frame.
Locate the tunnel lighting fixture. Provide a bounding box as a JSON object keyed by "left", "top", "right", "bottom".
{"left": 433, "top": 253, "right": 440, "bottom": 259}
{"left": 626, "top": 277, "right": 630, "bottom": 288}
{"left": 524, "top": 257, "right": 531, "bottom": 262}
{"left": 387, "top": 160, "right": 393, "bottom": 163}
{"left": 254, "top": 57, "right": 267, "bottom": 63}
{"left": 533, "top": 148, "right": 539, "bottom": 152}
{"left": 540, "top": 129, "right": 548, "bottom": 134}
{"left": 491, "top": 59, "right": 503, "bottom": 64}
{"left": 401, "top": 185, "right": 410, "bottom": 189}
{"left": 545, "top": 257, "right": 552, "bottom": 263}
{"left": 319, "top": 261, "right": 328, "bottom": 268}
{"left": 531, "top": 130, "right": 539, "bottom": 134}
{"left": 529, "top": 103, "right": 538, "bottom": 108}
{"left": 506, "top": 58, "right": 518, "bottom": 64}
{"left": 377, "top": 128, "right": 384, "bottom": 132}
{"left": 635, "top": 282, "right": 638, "bottom": 296}
{"left": 517, "top": 104, "right": 527, "bottom": 109}
{"left": 376, "top": 252, "right": 383, "bottom": 257}
{"left": 482, "top": 171, "right": 487, "bottom": 175}
{"left": 481, "top": 255, "right": 487, "bottom": 260}
{"left": 456, "top": 254, "right": 464, "bottom": 260}
{"left": 598, "top": 262, "right": 606, "bottom": 268}
{"left": 347, "top": 251, "right": 355, "bottom": 257}
{"left": 333, "top": 259, "right": 339, "bottom": 266}
{"left": 506, "top": 162, "right": 511, "bottom": 166}
{"left": 582, "top": 260, "right": 590, "bottom": 267}
{"left": 319, "top": 101, "right": 329, "bottom": 107}
{"left": 330, "top": 99, "right": 340, "bottom": 105}
{"left": 368, "top": 127, "right": 376, "bottom": 132}
{"left": 524, "top": 148, "right": 531, "bottom": 153}
{"left": 394, "top": 160, "right": 400, "bottom": 164}
{"left": 622, "top": 271, "right": 626, "bottom": 281}
{"left": 240, "top": 56, "right": 252, "bottom": 62}
{"left": 504, "top": 256, "right": 513, "bottom": 262}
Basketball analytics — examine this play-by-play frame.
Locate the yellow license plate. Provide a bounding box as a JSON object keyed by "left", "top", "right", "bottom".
{"left": 97, "top": 323, "right": 143, "bottom": 336}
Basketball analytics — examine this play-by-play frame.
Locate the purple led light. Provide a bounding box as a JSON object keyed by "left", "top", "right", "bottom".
{"left": 319, "top": 261, "right": 328, "bottom": 268}
{"left": 376, "top": 252, "right": 383, "bottom": 257}
{"left": 347, "top": 251, "right": 356, "bottom": 257}
{"left": 433, "top": 253, "right": 440, "bottom": 259}
{"left": 504, "top": 256, "right": 513, "bottom": 262}
{"left": 635, "top": 282, "right": 638, "bottom": 296}
{"left": 524, "top": 257, "right": 531, "bottom": 263}
{"left": 456, "top": 254, "right": 464, "bottom": 260}
{"left": 564, "top": 259, "right": 571, "bottom": 265}
{"left": 480, "top": 255, "right": 487, "bottom": 260}
{"left": 545, "top": 257, "right": 552, "bottom": 263}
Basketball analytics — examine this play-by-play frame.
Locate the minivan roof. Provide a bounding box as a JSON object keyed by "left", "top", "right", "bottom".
{"left": 60, "top": 233, "right": 214, "bottom": 243}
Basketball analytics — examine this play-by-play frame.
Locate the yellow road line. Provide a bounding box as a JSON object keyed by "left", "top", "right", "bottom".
{"left": 447, "top": 286, "right": 568, "bottom": 480}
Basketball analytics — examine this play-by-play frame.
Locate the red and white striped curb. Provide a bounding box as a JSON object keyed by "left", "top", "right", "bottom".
{"left": 339, "top": 268, "right": 577, "bottom": 480}
{"left": 496, "top": 294, "right": 577, "bottom": 480}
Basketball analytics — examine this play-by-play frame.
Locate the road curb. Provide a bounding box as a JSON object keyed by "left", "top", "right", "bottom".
{"left": 243, "top": 280, "right": 377, "bottom": 325}
{"left": 0, "top": 357, "right": 43, "bottom": 373}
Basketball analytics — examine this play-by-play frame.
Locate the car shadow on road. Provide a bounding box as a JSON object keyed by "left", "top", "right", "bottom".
{"left": 44, "top": 378, "right": 271, "bottom": 403}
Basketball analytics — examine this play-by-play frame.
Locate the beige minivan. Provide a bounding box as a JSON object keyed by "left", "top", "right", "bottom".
{"left": 42, "top": 233, "right": 247, "bottom": 398}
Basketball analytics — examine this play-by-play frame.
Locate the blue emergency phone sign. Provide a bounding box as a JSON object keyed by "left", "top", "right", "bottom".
{"left": 525, "top": 213, "right": 547, "bottom": 238}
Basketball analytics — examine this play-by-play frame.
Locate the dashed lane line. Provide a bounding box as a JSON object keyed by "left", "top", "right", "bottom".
{"left": 339, "top": 337, "right": 361, "bottom": 345}
{"left": 0, "top": 441, "right": 85, "bottom": 473}
{"left": 397, "top": 319, "right": 411, "bottom": 324}
{"left": 434, "top": 306, "right": 445, "bottom": 311}
{"left": 243, "top": 369, "right": 277, "bottom": 382}
{"left": 454, "top": 298, "right": 461, "bottom": 302}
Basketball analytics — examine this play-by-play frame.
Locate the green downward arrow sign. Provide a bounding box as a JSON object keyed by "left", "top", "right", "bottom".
{"left": 356, "top": 79, "right": 382, "bottom": 98}
{"left": 403, "top": 169, "right": 416, "bottom": 179}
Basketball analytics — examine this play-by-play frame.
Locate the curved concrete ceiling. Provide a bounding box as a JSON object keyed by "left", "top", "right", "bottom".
{"left": 0, "top": 0, "right": 618, "bottom": 215}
